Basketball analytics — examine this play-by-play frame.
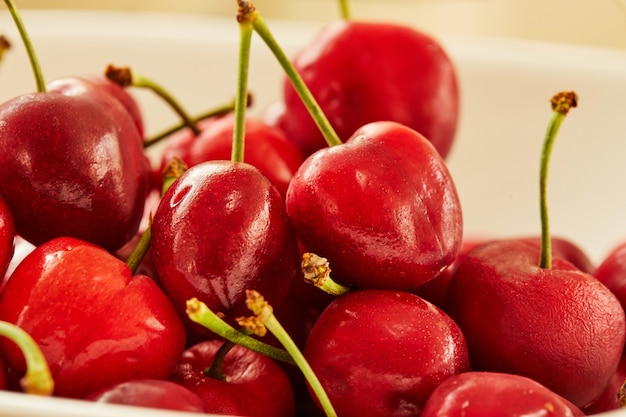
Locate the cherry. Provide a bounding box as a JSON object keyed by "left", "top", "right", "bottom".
{"left": 86, "top": 379, "right": 206, "bottom": 413}
{"left": 266, "top": 18, "right": 459, "bottom": 158}
{"left": 286, "top": 120, "right": 463, "bottom": 291}
{"left": 442, "top": 92, "right": 626, "bottom": 408}
{"left": 151, "top": 160, "right": 300, "bottom": 336}
{"left": 420, "top": 371, "right": 584, "bottom": 417}
{"left": 168, "top": 339, "right": 295, "bottom": 417}
{"left": 302, "top": 289, "right": 470, "bottom": 417}
{"left": 151, "top": 4, "right": 301, "bottom": 337}
{"left": 0, "top": 3, "right": 150, "bottom": 252}
{"left": 0, "top": 237, "right": 186, "bottom": 399}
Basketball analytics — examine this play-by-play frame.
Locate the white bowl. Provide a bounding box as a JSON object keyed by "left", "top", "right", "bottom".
{"left": 0, "top": 8, "right": 625, "bottom": 417}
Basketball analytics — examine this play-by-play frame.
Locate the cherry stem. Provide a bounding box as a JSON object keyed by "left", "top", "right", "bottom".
{"left": 238, "top": 290, "right": 338, "bottom": 417}
{"left": 125, "top": 158, "right": 187, "bottom": 273}
{"left": 237, "top": 1, "right": 343, "bottom": 147}
{"left": 0, "top": 321, "right": 53, "bottom": 395}
{"left": 143, "top": 93, "right": 252, "bottom": 149}
{"left": 338, "top": 0, "right": 351, "bottom": 19}
{"left": 232, "top": 7, "right": 254, "bottom": 163}
{"left": 538, "top": 91, "right": 578, "bottom": 269}
{"left": 301, "top": 252, "right": 351, "bottom": 296}
{"left": 105, "top": 65, "right": 200, "bottom": 136}
{"left": 203, "top": 339, "right": 235, "bottom": 381}
{"left": 186, "top": 297, "right": 295, "bottom": 365}
{"left": 3, "top": 0, "right": 45, "bottom": 92}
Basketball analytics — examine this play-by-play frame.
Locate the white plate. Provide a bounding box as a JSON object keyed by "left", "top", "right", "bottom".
{"left": 0, "top": 8, "right": 625, "bottom": 417}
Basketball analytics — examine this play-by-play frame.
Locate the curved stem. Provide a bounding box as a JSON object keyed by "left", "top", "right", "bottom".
{"left": 4, "top": 0, "right": 45, "bottom": 92}
{"left": 143, "top": 96, "right": 247, "bottom": 149}
{"left": 204, "top": 340, "right": 235, "bottom": 381}
{"left": 105, "top": 65, "right": 200, "bottom": 136}
{"left": 238, "top": 1, "right": 342, "bottom": 147}
{"left": 232, "top": 14, "right": 254, "bottom": 163}
{"left": 538, "top": 91, "right": 577, "bottom": 269}
{"left": 186, "top": 297, "right": 295, "bottom": 365}
{"left": 240, "top": 290, "right": 338, "bottom": 417}
{"left": 0, "top": 321, "right": 53, "bottom": 395}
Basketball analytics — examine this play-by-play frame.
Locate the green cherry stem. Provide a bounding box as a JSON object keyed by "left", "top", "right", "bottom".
{"left": 105, "top": 65, "right": 200, "bottom": 136}
{"left": 143, "top": 94, "right": 252, "bottom": 149}
{"left": 238, "top": 290, "right": 338, "bottom": 417}
{"left": 237, "top": 0, "right": 342, "bottom": 147}
{"left": 232, "top": 5, "right": 255, "bottom": 163}
{"left": 3, "top": 0, "right": 45, "bottom": 92}
{"left": 338, "top": 0, "right": 351, "bottom": 20}
{"left": 0, "top": 321, "right": 53, "bottom": 395}
{"left": 185, "top": 297, "right": 295, "bottom": 365}
{"left": 538, "top": 91, "right": 578, "bottom": 269}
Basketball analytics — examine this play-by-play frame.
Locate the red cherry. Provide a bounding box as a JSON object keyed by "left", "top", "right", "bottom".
{"left": 286, "top": 121, "right": 462, "bottom": 291}
{"left": 169, "top": 339, "right": 295, "bottom": 417}
{"left": 442, "top": 238, "right": 626, "bottom": 408}
{"left": 421, "top": 371, "right": 584, "bottom": 417}
{"left": 303, "top": 289, "right": 470, "bottom": 417}
{"left": 0, "top": 237, "right": 186, "bottom": 398}
{"left": 0, "top": 81, "right": 151, "bottom": 252}
{"left": 86, "top": 379, "right": 206, "bottom": 413}
{"left": 151, "top": 160, "right": 300, "bottom": 336}
{"left": 269, "top": 20, "right": 459, "bottom": 158}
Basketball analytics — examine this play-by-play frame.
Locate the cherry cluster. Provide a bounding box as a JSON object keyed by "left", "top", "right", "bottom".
{"left": 0, "top": 1, "right": 625, "bottom": 417}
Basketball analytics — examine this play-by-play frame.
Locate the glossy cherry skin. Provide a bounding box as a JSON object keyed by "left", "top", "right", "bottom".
{"left": 303, "top": 289, "right": 470, "bottom": 417}
{"left": 268, "top": 20, "right": 459, "bottom": 158}
{"left": 151, "top": 160, "right": 300, "bottom": 336}
{"left": 0, "top": 195, "right": 15, "bottom": 280}
{"left": 0, "top": 237, "right": 186, "bottom": 399}
{"left": 86, "top": 379, "right": 206, "bottom": 413}
{"left": 159, "top": 113, "right": 305, "bottom": 199}
{"left": 415, "top": 235, "right": 594, "bottom": 307}
{"left": 47, "top": 74, "right": 144, "bottom": 138}
{"left": 286, "top": 121, "right": 462, "bottom": 291}
{"left": 421, "top": 372, "right": 584, "bottom": 417}
{"left": 169, "top": 339, "right": 295, "bottom": 417}
{"left": 442, "top": 238, "right": 626, "bottom": 409}
{"left": 0, "top": 82, "right": 151, "bottom": 252}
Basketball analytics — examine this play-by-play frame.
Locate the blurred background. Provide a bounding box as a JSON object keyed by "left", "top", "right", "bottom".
{"left": 10, "top": 0, "right": 626, "bottom": 50}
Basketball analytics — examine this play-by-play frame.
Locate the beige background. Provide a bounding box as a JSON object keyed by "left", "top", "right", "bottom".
{"left": 10, "top": 0, "right": 626, "bottom": 50}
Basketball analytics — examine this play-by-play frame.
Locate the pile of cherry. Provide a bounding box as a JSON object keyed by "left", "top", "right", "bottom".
{"left": 0, "top": 0, "right": 626, "bottom": 416}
